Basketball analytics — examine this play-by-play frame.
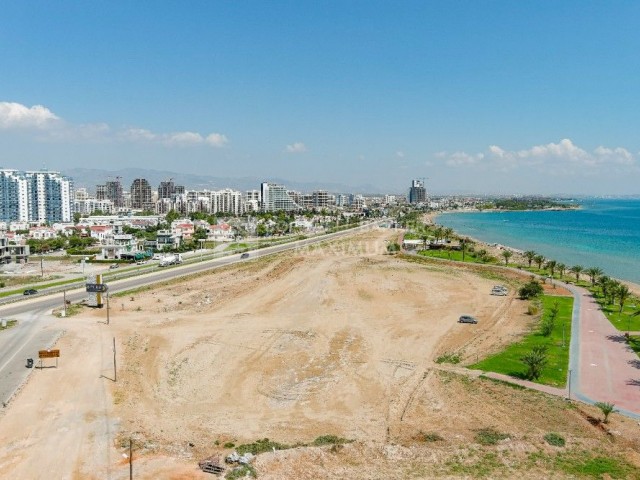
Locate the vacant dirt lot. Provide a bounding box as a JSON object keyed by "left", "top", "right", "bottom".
{"left": 0, "top": 229, "right": 638, "bottom": 479}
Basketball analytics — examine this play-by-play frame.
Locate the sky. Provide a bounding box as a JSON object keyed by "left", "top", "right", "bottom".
{"left": 1, "top": 1, "right": 640, "bottom": 195}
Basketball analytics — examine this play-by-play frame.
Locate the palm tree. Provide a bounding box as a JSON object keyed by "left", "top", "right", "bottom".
{"left": 585, "top": 267, "right": 603, "bottom": 287}
{"left": 502, "top": 250, "right": 513, "bottom": 266}
{"left": 524, "top": 250, "right": 536, "bottom": 268}
{"left": 557, "top": 263, "right": 566, "bottom": 279}
{"left": 433, "top": 226, "right": 444, "bottom": 244}
{"left": 534, "top": 255, "right": 546, "bottom": 270}
{"left": 569, "top": 265, "right": 584, "bottom": 283}
{"left": 618, "top": 284, "right": 630, "bottom": 313}
{"left": 545, "top": 260, "right": 557, "bottom": 278}
{"left": 443, "top": 227, "right": 454, "bottom": 243}
{"left": 607, "top": 279, "right": 621, "bottom": 305}
{"left": 595, "top": 402, "right": 617, "bottom": 424}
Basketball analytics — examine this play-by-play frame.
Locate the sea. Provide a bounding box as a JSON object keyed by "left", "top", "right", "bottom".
{"left": 435, "top": 198, "right": 640, "bottom": 285}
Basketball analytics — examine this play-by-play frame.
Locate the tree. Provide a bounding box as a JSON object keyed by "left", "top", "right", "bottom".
{"left": 443, "top": 227, "right": 454, "bottom": 242}
{"left": 541, "top": 301, "right": 560, "bottom": 337}
{"left": 501, "top": 250, "right": 513, "bottom": 266}
{"left": 545, "top": 260, "right": 557, "bottom": 278}
{"left": 617, "top": 284, "right": 630, "bottom": 313}
{"left": 524, "top": 250, "right": 536, "bottom": 268}
{"left": 554, "top": 265, "right": 565, "bottom": 280}
{"left": 534, "top": 255, "right": 545, "bottom": 270}
{"left": 433, "top": 226, "right": 444, "bottom": 244}
{"left": 585, "top": 267, "right": 603, "bottom": 287}
{"left": 594, "top": 401, "right": 617, "bottom": 424}
{"left": 597, "top": 275, "right": 611, "bottom": 298}
{"left": 519, "top": 279, "right": 543, "bottom": 299}
{"left": 73, "top": 212, "right": 82, "bottom": 224}
{"left": 521, "top": 345, "right": 548, "bottom": 380}
{"left": 165, "top": 209, "right": 180, "bottom": 224}
{"left": 386, "top": 242, "right": 401, "bottom": 253}
{"left": 569, "top": 265, "right": 583, "bottom": 283}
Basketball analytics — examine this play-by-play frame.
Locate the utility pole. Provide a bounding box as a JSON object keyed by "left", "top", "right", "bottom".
{"left": 129, "top": 438, "right": 133, "bottom": 479}
{"left": 40, "top": 256, "right": 44, "bottom": 278}
{"left": 562, "top": 322, "right": 565, "bottom": 348}
{"left": 113, "top": 337, "right": 117, "bottom": 382}
{"left": 106, "top": 292, "right": 110, "bottom": 325}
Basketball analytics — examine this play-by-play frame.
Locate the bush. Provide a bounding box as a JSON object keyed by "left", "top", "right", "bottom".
{"left": 223, "top": 442, "right": 235, "bottom": 448}
{"left": 540, "top": 316, "right": 555, "bottom": 336}
{"left": 422, "top": 432, "right": 444, "bottom": 442}
{"left": 386, "top": 242, "right": 401, "bottom": 253}
{"left": 521, "top": 345, "right": 548, "bottom": 380}
{"left": 435, "top": 352, "right": 461, "bottom": 364}
{"left": 475, "top": 428, "right": 509, "bottom": 446}
{"left": 236, "top": 438, "right": 290, "bottom": 456}
{"left": 519, "top": 279, "right": 543, "bottom": 299}
{"left": 312, "top": 435, "right": 350, "bottom": 446}
{"left": 544, "top": 432, "right": 565, "bottom": 447}
{"left": 226, "top": 464, "right": 256, "bottom": 479}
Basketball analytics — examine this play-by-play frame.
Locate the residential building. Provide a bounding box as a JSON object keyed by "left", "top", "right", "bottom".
{"left": 312, "top": 190, "right": 329, "bottom": 208}
{"left": 409, "top": 179, "right": 426, "bottom": 204}
{"left": 260, "top": 182, "right": 300, "bottom": 212}
{"left": 0, "top": 236, "right": 29, "bottom": 264}
{"left": 0, "top": 169, "right": 29, "bottom": 222}
{"left": 130, "top": 178, "right": 153, "bottom": 210}
{"left": 105, "top": 178, "right": 124, "bottom": 208}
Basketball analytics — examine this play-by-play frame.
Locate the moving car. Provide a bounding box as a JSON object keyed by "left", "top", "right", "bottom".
{"left": 109, "top": 264, "right": 119, "bottom": 269}
{"left": 23, "top": 289, "right": 38, "bottom": 295}
{"left": 458, "top": 315, "right": 478, "bottom": 324}
{"left": 241, "top": 253, "right": 250, "bottom": 259}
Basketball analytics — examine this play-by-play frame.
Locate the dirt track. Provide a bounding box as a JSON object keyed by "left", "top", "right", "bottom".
{"left": 1, "top": 229, "right": 639, "bottom": 479}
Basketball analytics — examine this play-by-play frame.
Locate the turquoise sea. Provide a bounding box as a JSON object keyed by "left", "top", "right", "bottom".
{"left": 436, "top": 199, "right": 640, "bottom": 284}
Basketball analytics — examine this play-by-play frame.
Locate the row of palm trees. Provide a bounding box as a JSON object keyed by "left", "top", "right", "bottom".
{"left": 522, "top": 250, "right": 632, "bottom": 313}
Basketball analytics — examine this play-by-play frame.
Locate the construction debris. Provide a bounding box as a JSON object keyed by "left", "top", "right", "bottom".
{"left": 198, "top": 456, "right": 225, "bottom": 475}
{"left": 225, "top": 451, "right": 254, "bottom": 465}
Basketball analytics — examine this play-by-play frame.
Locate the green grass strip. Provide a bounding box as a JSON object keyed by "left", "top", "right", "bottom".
{"left": 469, "top": 295, "right": 573, "bottom": 387}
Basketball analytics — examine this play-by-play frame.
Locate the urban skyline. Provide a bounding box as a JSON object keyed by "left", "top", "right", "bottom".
{"left": 2, "top": 3, "right": 639, "bottom": 195}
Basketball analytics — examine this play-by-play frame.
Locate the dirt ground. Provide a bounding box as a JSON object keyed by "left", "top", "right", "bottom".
{"left": 0, "top": 229, "right": 639, "bottom": 479}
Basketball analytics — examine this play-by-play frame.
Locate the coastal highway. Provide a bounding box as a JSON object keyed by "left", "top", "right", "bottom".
{"left": 0, "top": 221, "right": 384, "bottom": 406}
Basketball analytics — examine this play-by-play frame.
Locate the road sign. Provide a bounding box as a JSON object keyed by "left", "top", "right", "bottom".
{"left": 39, "top": 349, "right": 60, "bottom": 358}
{"left": 86, "top": 283, "right": 108, "bottom": 293}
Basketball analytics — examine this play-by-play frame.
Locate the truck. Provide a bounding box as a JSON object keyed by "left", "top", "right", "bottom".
{"left": 159, "top": 253, "right": 183, "bottom": 267}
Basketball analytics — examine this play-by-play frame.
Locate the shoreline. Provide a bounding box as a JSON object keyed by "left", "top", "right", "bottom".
{"left": 428, "top": 211, "right": 640, "bottom": 297}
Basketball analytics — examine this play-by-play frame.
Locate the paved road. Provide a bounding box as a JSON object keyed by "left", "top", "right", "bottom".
{"left": 0, "top": 222, "right": 383, "bottom": 406}
{"left": 567, "top": 283, "right": 640, "bottom": 419}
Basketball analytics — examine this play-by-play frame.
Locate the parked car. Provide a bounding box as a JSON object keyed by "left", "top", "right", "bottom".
{"left": 241, "top": 253, "right": 250, "bottom": 259}
{"left": 23, "top": 289, "right": 38, "bottom": 295}
{"left": 109, "top": 264, "right": 119, "bottom": 269}
{"left": 26, "top": 358, "right": 34, "bottom": 368}
{"left": 458, "top": 315, "right": 478, "bottom": 324}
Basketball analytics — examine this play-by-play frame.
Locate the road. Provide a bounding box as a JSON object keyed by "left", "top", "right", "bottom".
{"left": 0, "top": 222, "right": 384, "bottom": 406}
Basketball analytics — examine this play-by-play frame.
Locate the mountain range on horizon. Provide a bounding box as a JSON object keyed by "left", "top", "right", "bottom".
{"left": 64, "top": 167, "right": 391, "bottom": 196}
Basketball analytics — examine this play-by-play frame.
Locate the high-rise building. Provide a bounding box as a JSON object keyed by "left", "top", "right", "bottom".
{"left": 260, "top": 182, "right": 300, "bottom": 212}
{"left": 312, "top": 190, "right": 329, "bottom": 208}
{"left": 130, "top": 178, "right": 153, "bottom": 210}
{"left": 158, "top": 180, "right": 175, "bottom": 200}
{"left": 26, "top": 170, "right": 74, "bottom": 223}
{"left": 0, "top": 170, "right": 29, "bottom": 222}
{"left": 96, "top": 184, "right": 107, "bottom": 200}
{"left": 105, "top": 178, "right": 124, "bottom": 208}
{"left": 0, "top": 169, "right": 73, "bottom": 223}
{"left": 409, "top": 179, "right": 426, "bottom": 204}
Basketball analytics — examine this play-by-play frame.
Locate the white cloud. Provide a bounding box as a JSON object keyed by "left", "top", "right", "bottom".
{"left": 205, "top": 133, "right": 229, "bottom": 147}
{"left": 164, "top": 131, "right": 204, "bottom": 146}
{"left": 0, "top": 100, "right": 230, "bottom": 148}
{"left": 285, "top": 142, "right": 307, "bottom": 153}
{"left": 0, "top": 102, "right": 60, "bottom": 129}
{"left": 396, "top": 151, "right": 405, "bottom": 158}
{"left": 441, "top": 138, "right": 637, "bottom": 173}
{"left": 445, "top": 151, "right": 484, "bottom": 166}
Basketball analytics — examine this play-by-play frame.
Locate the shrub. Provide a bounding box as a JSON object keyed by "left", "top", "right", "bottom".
{"left": 236, "top": 438, "right": 290, "bottom": 456}
{"left": 312, "top": 435, "right": 350, "bottom": 446}
{"left": 422, "top": 432, "right": 444, "bottom": 442}
{"left": 544, "top": 432, "right": 565, "bottom": 447}
{"left": 594, "top": 402, "right": 617, "bottom": 424}
{"left": 435, "top": 352, "right": 461, "bottom": 364}
{"left": 521, "top": 345, "right": 548, "bottom": 380}
{"left": 226, "top": 464, "right": 256, "bottom": 479}
{"left": 387, "top": 242, "right": 401, "bottom": 253}
{"left": 475, "top": 428, "right": 509, "bottom": 446}
{"left": 223, "top": 442, "right": 235, "bottom": 448}
{"left": 540, "top": 316, "right": 555, "bottom": 336}
{"left": 519, "top": 279, "right": 543, "bottom": 299}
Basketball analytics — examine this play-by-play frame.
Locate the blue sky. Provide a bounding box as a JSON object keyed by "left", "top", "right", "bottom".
{"left": 1, "top": 1, "right": 639, "bottom": 194}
